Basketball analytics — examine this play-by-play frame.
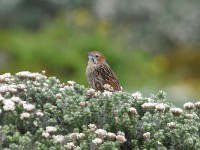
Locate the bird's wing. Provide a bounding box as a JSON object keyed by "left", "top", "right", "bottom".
{"left": 97, "top": 64, "right": 121, "bottom": 91}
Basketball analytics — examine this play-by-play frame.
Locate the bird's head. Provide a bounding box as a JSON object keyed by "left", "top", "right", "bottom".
{"left": 87, "top": 51, "right": 106, "bottom": 64}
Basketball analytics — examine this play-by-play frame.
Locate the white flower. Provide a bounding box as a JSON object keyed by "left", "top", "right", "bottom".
{"left": 103, "top": 91, "right": 112, "bottom": 97}
{"left": 42, "top": 70, "right": 46, "bottom": 74}
{"left": 0, "top": 73, "right": 11, "bottom": 82}
{"left": 185, "top": 114, "right": 193, "bottom": 119}
{"left": 53, "top": 135, "right": 65, "bottom": 144}
{"left": 94, "top": 91, "right": 101, "bottom": 97}
{"left": 33, "top": 81, "right": 40, "bottom": 86}
{"left": 43, "top": 83, "right": 48, "bottom": 87}
{"left": 142, "top": 102, "right": 156, "bottom": 109}
{"left": 0, "top": 86, "right": 8, "bottom": 93}
{"left": 0, "top": 85, "right": 17, "bottom": 93}
{"left": 167, "top": 122, "right": 176, "bottom": 129}
{"left": 143, "top": 132, "right": 150, "bottom": 140}
{"left": 183, "top": 102, "right": 194, "bottom": 110}
{"left": 16, "top": 71, "right": 31, "bottom": 78}
{"left": 88, "top": 124, "right": 96, "bottom": 128}
{"left": 46, "top": 126, "right": 57, "bottom": 133}
{"left": 20, "top": 112, "right": 30, "bottom": 120}
{"left": 103, "top": 84, "right": 114, "bottom": 92}
{"left": 0, "top": 73, "right": 11, "bottom": 78}
{"left": 77, "top": 133, "right": 85, "bottom": 140}
{"left": 157, "top": 141, "right": 162, "bottom": 146}
{"left": 65, "top": 85, "right": 74, "bottom": 91}
{"left": 92, "top": 138, "right": 103, "bottom": 146}
{"left": 69, "top": 133, "right": 85, "bottom": 141}
{"left": 155, "top": 103, "right": 166, "bottom": 112}
{"left": 195, "top": 101, "right": 200, "bottom": 109}
{"left": 185, "top": 113, "right": 198, "bottom": 119}
{"left": 95, "top": 129, "right": 107, "bottom": 138}
{"left": 88, "top": 123, "right": 97, "bottom": 132}
{"left": 36, "top": 111, "right": 44, "bottom": 117}
{"left": 29, "top": 73, "right": 43, "bottom": 79}
{"left": 131, "top": 92, "right": 142, "bottom": 100}
{"left": 56, "top": 93, "right": 62, "bottom": 99}
{"left": 128, "top": 107, "right": 138, "bottom": 116}
{"left": 33, "top": 121, "right": 38, "bottom": 127}
{"left": 17, "top": 84, "right": 27, "bottom": 90}
{"left": 79, "top": 101, "right": 88, "bottom": 107}
{"left": 3, "top": 99, "right": 15, "bottom": 111}
{"left": 23, "top": 103, "right": 35, "bottom": 111}
{"left": 19, "top": 100, "right": 27, "bottom": 105}
{"left": 117, "top": 131, "right": 125, "bottom": 136}
{"left": 68, "top": 133, "right": 78, "bottom": 141}
{"left": 42, "top": 132, "right": 50, "bottom": 138}
{"left": 36, "top": 75, "right": 47, "bottom": 80}
{"left": 8, "top": 87, "right": 17, "bottom": 93}
{"left": 170, "top": 107, "right": 183, "bottom": 116}
{"left": 86, "top": 88, "right": 96, "bottom": 97}
{"left": 67, "top": 81, "right": 75, "bottom": 86}
{"left": 59, "top": 88, "right": 65, "bottom": 92}
{"left": 107, "top": 132, "right": 116, "bottom": 141}
{"left": 64, "top": 142, "right": 75, "bottom": 149}
{"left": 16, "top": 71, "right": 44, "bottom": 80}
{"left": 10, "top": 96, "right": 21, "bottom": 103}
{"left": 116, "top": 135, "right": 127, "bottom": 144}
{"left": 193, "top": 113, "right": 198, "bottom": 119}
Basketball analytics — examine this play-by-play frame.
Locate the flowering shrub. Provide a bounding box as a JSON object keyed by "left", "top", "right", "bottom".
{"left": 0, "top": 71, "right": 200, "bottom": 150}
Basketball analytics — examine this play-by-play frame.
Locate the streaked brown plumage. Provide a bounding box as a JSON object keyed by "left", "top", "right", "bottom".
{"left": 86, "top": 51, "right": 122, "bottom": 91}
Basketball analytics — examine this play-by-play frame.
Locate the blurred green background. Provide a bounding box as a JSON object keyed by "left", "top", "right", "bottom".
{"left": 0, "top": 0, "right": 200, "bottom": 106}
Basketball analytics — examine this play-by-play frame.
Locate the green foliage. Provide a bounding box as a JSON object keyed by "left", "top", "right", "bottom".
{"left": 0, "top": 71, "right": 200, "bottom": 150}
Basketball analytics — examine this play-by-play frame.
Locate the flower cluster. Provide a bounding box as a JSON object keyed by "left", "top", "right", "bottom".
{"left": 86, "top": 88, "right": 96, "bottom": 97}
{"left": 183, "top": 102, "right": 194, "bottom": 110}
{"left": 132, "top": 91, "right": 142, "bottom": 100}
{"left": 16, "top": 71, "right": 46, "bottom": 80}
{"left": 155, "top": 103, "right": 166, "bottom": 112}
{"left": 0, "top": 85, "right": 18, "bottom": 94}
{"left": 68, "top": 133, "right": 85, "bottom": 141}
{"left": 46, "top": 126, "right": 57, "bottom": 133}
{"left": 103, "top": 84, "right": 114, "bottom": 92}
{"left": 20, "top": 112, "right": 31, "bottom": 120}
{"left": 88, "top": 123, "right": 97, "bottom": 132}
{"left": 0, "top": 73, "right": 12, "bottom": 83}
{"left": 3, "top": 100, "right": 15, "bottom": 111}
{"left": 170, "top": 107, "right": 183, "bottom": 116}
{"left": 128, "top": 107, "right": 138, "bottom": 116}
{"left": 41, "top": 126, "right": 57, "bottom": 139}
{"left": 102, "top": 90, "right": 112, "bottom": 97}
{"left": 142, "top": 102, "right": 157, "bottom": 109}
{"left": 53, "top": 135, "right": 65, "bottom": 144}
{"left": 143, "top": 132, "right": 151, "bottom": 140}
{"left": 195, "top": 101, "right": 200, "bottom": 108}
{"left": 89, "top": 125, "right": 127, "bottom": 147}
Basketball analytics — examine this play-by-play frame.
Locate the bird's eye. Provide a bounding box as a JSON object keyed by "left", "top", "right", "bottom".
{"left": 95, "top": 54, "right": 100, "bottom": 58}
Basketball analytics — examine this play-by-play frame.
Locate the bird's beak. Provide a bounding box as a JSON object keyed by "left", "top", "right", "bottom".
{"left": 87, "top": 52, "right": 94, "bottom": 58}
{"left": 87, "top": 52, "right": 93, "bottom": 57}
{"left": 87, "top": 52, "right": 95, "bottom": 62}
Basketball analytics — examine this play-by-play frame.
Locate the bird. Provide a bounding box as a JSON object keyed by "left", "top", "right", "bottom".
{"left": 86, "top": 51, "right": 122, "bottom": 91}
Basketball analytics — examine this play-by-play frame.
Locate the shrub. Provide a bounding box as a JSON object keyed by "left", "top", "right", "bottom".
{"left": 0, "top": 71, "right": 199, "bottom": 150}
